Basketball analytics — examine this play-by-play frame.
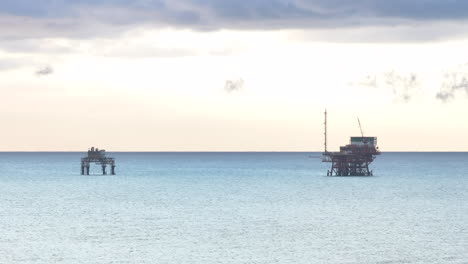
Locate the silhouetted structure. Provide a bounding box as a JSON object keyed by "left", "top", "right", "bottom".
{"left": 81, "top": 147, "right": 115, "bottom": 175}
{"left": 322, "top": 111, "right": 380, "bottom": 176}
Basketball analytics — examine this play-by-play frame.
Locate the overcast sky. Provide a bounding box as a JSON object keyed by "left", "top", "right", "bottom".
{"left": 2, "top": 1, "right": 468, "bottom": 151}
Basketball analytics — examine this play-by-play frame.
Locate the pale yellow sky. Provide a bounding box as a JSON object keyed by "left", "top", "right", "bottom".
{"left": 2, "top": 28, "right": 468, "bottom": 151}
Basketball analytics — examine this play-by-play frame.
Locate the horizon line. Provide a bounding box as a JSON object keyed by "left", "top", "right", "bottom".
{"left": 1, "top": 150, "right": 468, "bottom": 153}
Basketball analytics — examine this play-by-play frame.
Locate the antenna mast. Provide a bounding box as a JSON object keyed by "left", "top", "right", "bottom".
{"left": 324, "top": 109, "right": 327, "bottom": 153}
{"left": 357, "top": 118, "right": 364, "bottom": 137}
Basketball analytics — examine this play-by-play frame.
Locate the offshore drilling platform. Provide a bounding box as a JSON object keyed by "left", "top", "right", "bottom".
{"left": 322, "top": 110, "right": 380, "bottom": 176}
{"left": 81, "top": 147, "right": 116, "bottom": 175}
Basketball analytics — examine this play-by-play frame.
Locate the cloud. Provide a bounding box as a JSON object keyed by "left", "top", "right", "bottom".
{"left": 35, "top": 66, "right": 53, "bottom": 76}
{"left": 0, "top": 57, "right": 56, "bottom": 74}
{"left": 2, "top": 1, "right": 468, "bottom": 40}
{"left": 95, "top": 45, "right": 199, "bottom": 58}
{"left": 352, "top": 71, "right": 419, "bottom": 102}
{"left": 0, "top": 39, "right": 75, "bottom": 54}
{"left": 0, "top": 57, "right": 32, "bottom": 72}
{"left": 0, "top": 59, "right": 21, "bottom": 72}
{"left": 436, "top": 64, "right": 468, "bottom": 102}
{"left": 224, "top": 78, "right": 244, "bottom": 93}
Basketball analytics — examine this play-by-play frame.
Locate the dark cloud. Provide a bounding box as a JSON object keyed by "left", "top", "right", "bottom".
{"left": 436, "top": 64, "right": 468, "bottom": 102}
{"left": 353, "top": 64, "right": 468, "bottom": 103}
{"left": 35, "top": 66, "right": 53, "bottom": 76}
{"left": 383, "top": 71, "right": 418, "bottom": 103}
{"left": 360, "top": 1, "right": 468, "bottom": 20}
{"left": 351, "top": 75, "right": 377, "bottom": 88}
{"left": 224, "top": 79, "right": 244, "bottom": 93}
{"left": 2, "top": 1, "right": 468, "bottom": 22}
{"left": 435, "top": 92, "right": 453, "bottom": 102}
{"left": 2, "top": 1, "right": 468, "bottom": 40}
{"left": 352, "top": 71, "right": 419, "bottom": 102}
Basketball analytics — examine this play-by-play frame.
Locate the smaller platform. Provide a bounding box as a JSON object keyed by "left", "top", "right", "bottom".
{"left": 81, "top": 147, "right": 116, "bottom": 175}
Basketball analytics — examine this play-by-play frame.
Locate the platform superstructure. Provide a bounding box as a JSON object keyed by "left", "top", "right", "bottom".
{"left": 322, "top": 111, "right": 380, "bottom": 176}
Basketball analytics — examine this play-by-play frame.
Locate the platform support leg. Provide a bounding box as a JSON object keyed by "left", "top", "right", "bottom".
{"left": 102, "top": 165, "right": 107, "bottom": 175}
{"left": 111, "top": 165, "right": 115, "bottom": 175}
{"left": 81, "top": 165, "right": 84, "bottom": 175}
{"left": 86, "top": 166, "right": 90, "bottom": 175}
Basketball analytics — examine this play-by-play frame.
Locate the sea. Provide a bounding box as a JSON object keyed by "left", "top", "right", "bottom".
{"left": 0, "top": 152, "right": 467, "bottom": 264}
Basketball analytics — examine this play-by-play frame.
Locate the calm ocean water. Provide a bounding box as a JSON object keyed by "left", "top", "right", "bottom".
{"left": 0, "top": 152, "right": 467, "bottom": 264}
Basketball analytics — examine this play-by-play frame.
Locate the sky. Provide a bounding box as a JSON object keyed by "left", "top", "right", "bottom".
{"left": 2, "top": 0, "right": 468, "bottom": 151}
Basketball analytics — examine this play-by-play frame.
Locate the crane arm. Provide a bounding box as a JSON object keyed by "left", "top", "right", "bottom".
{"left": 357, "top": 118, "right": 364, "bottom": 137}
